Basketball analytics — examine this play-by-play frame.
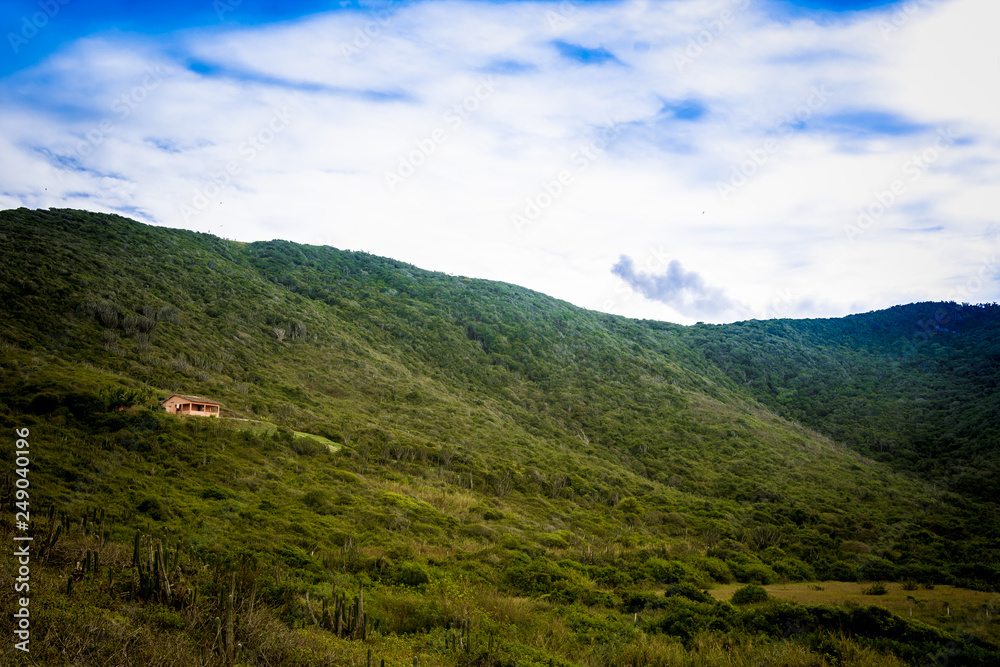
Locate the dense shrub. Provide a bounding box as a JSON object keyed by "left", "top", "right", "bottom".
{"left": 862, "top": 582, "right": 888, "bottom": 595}
{"left": 819, "top": 559, "right": 858, "bottom": 582}
{"left": 643, "top": 558, "right": 705, "bottom": 586}
{"left": 771, "top": 557, "right": 815, "bottom": 581}
{"left": 686, "top": 555, "right": 734, "bottom": 583}
{"left": 663, "top": 582, "right": 713, "bottom": 604}
{"left": 592, "top": 565, "right": 634, "bottom": 587}
{"left": 857, "top": 556, "right": 898, "bottom": 582}
{"left": 731, "top": 584, "right": 769, "bottom": 605}
{"left": 726, "top": 553, "right": 778, "bottom": 584}
{"left": 646, "top": 598, "right": 737, "bottom": 642}
{"left": 396, "top": 561, "right": 431, "bottom": 587}
{"left": 136, "top": 497, "right": 171, "bottom": 521}
{"left": 624, "top": 591, "right": 669, "bottom": 613}
{"left": 707, "top": 539, "right": 747, "bottom": 560}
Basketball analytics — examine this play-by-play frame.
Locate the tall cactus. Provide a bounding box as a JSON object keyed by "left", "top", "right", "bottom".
{"left": 132, "top": 532, "right": 141, "bottom": 568}
{"left": 225, "top": 571, "right": 235, "bottom": 662}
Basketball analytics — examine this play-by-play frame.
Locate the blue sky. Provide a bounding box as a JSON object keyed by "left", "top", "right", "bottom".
{"left": 2, "top": 0, "right": 998, "bottom": 323}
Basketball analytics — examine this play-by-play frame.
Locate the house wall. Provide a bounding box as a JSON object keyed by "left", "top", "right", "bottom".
{"left": 162, "top": 396, "right": 221, "bottom": 418}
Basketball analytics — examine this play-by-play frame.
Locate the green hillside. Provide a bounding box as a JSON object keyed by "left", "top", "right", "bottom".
{"left": 0, "top": 208, "right": 997, "bottom": 666}
{"left": 688, "top": 304, "right": 1000, "bottom": 499}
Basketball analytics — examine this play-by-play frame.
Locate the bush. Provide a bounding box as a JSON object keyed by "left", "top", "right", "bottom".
{"left": 624, "top": 591, "right": 669, "bottom": 613}
{"left": 857, "top": 556, "right": 897, "bottom": 582}
{"left": 840, "top": 540, "right": 872, "bottom": 555}
{"left": 381, "top": 595, "right": 449, "bottom": 634}
{"left": 136, "top": 497, "right": 170, "bottom": 521}
{"left": 201, "top": 487, "right": 230, "bottom": 500}
{"left": 644, "top": 558, "right": 704, "bottom": 586}
{"left": 28, "top": 392, "right": 61, "bottom": 414}
{"left": 731, "top": 584, "right": 769, "bottom": 605}
{"left": 397, "top": 560, "right": 430, "bottom": 587}
{"left": 863, "top": 582, "right": 889, "bottom": 595}
{"left": 726, "top": 553, "right": 777, "bottom": 584}
{"left": 592, "top": 565, "right": 633, "bottom": 587}
{"left": 503, "top": 559, "right": 581, "bottom": 603}
{"left": 707, "top": 539, "right": 747, "bottom": 560}
{"left": 646, "top": 597, "right": 721, "bottom": 641}
{"left": 302, "top": 489, "right": 333, "bottom": 514}
{"left": 758, "top": 546, "right": 787, "bottom": 564}
{"left": 289, "top": 435, "right": 324, "bottom": 456}
{"left": 771, "top": 557, "right": 815, "bottom": 582}
{"left": 664, "top": 582, "right": 713, "bottom": 604}
{"left": 687, "top": 555, "right": 734, "bottom": 584}
{"left": 578, "top": 588, "right": 620, "bottom": 608}
{"left": 821, "top": 559, "right": 858, "bottom": 582}
{"left": 537, "top": 530, "right": 571, "bottom": 549}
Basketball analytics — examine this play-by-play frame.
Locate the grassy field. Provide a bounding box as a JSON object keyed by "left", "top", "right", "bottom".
{"left": 217, "top": 414, "right": 340, "bottom": 451}
{"left": 709, "top": 581, "right": 1000, "bottom": 644}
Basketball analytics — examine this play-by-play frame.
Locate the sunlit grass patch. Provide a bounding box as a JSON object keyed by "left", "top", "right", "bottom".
{"left": 708, "top": 581, "right": 1000, "bottom": 643}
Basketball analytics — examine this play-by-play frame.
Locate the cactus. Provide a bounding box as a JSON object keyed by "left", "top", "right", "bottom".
{"left": 132, "top": 532, "right": 141, "bottom": 568}
{"left": 225, "top": 572, "right": 235, "bottom": 661}
{"left": 213, "top": 617, "right": 222, "bottom": 654}
{"left": 48, "top": 524, "right": 61, "bottom": 559}
{"left": 156, "top": 539, "right": 171, "bottom": 601}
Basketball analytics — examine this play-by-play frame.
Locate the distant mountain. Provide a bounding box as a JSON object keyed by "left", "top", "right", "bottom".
{"left": 1, "top": 208, "right": 996, "bottom": 666}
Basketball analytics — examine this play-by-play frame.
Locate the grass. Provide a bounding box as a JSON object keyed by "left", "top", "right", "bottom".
{"left": 708, "top": 581, "right": 1000, "bottom": 644}
{"left": 208, "top": 414, "right": 340, "bottom": 451}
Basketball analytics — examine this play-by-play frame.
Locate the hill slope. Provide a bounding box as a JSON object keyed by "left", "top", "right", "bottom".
{"left": 0, "top": 208, "right": 997, "bottom": 666}
{"left": 687, "top": 304, "right": 1000, "bottom": 499}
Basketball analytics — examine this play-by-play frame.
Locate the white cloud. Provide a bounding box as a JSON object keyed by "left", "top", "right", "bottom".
{"left": 1, "top": 0, "right": 997, "bottom": 324}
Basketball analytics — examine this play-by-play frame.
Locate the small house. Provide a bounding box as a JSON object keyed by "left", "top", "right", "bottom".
{"left": 161, "top": 394, "right": 221, "bottom": 418}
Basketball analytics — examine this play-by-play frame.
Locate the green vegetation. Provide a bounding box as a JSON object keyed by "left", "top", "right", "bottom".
{"left": 689, "top": 304, "right": 1000, "bottom": 501}
{"left": 0, "top": 208, "right": 997, "bottom": 665}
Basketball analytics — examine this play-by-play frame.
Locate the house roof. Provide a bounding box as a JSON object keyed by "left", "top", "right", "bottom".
{"left": 161, "top": 393, "right": 222, "bottom": 406}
